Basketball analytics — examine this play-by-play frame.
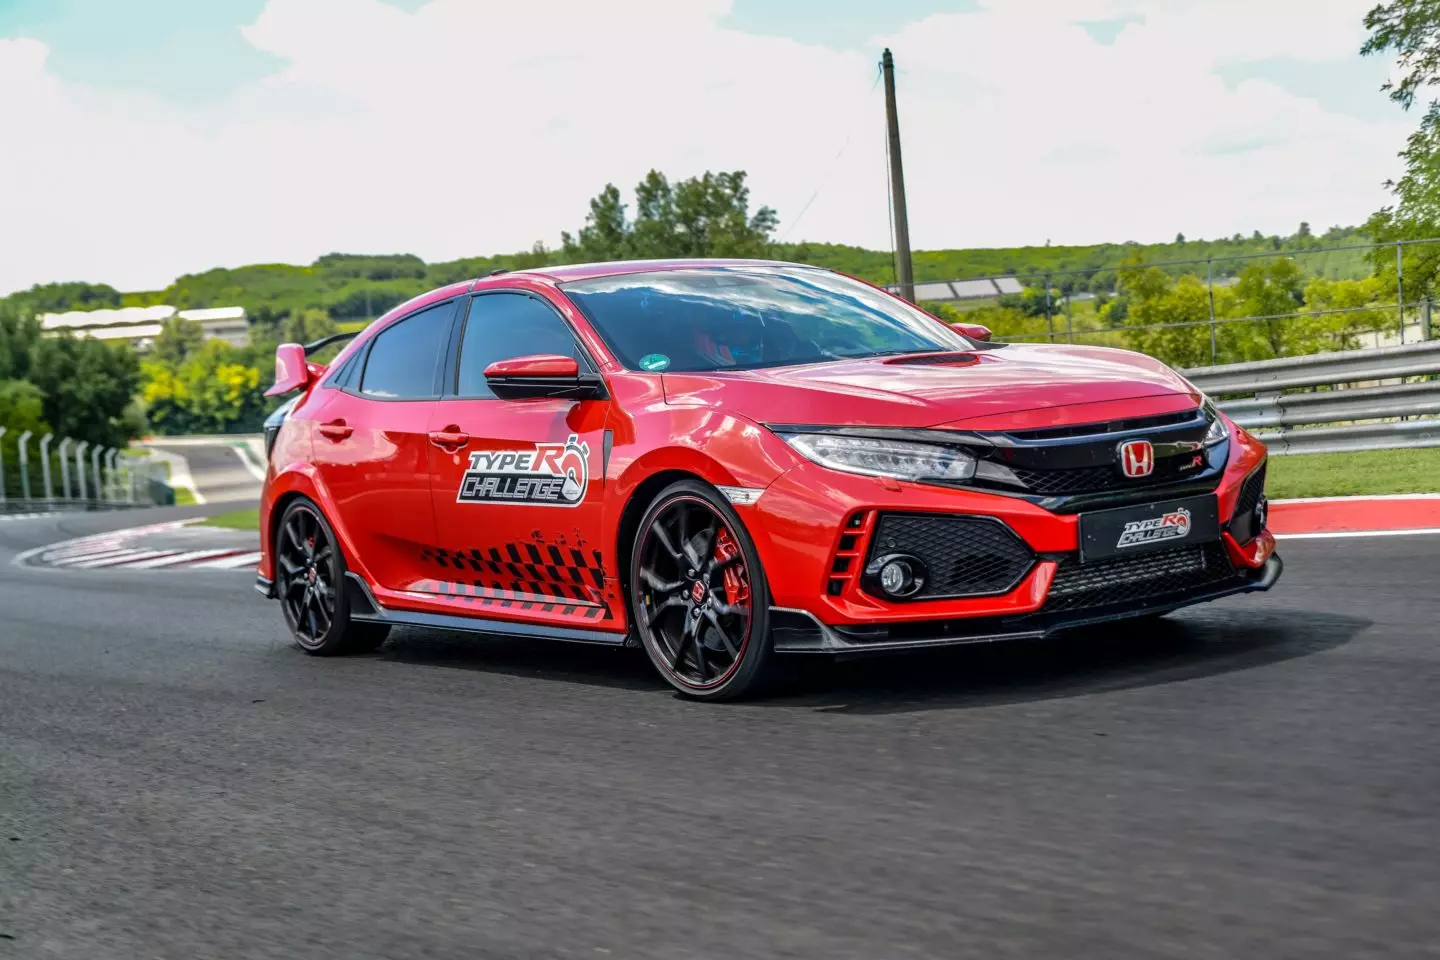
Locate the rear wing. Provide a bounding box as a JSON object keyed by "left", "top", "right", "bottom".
{"left": 263, "top": 330, "right": 360, "bottom": 397}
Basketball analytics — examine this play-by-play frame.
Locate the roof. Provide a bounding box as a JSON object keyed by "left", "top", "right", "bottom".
{"left": 512, "top": 258, "right": 809, "bottom": 284}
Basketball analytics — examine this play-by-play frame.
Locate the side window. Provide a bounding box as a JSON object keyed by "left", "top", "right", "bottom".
{"left": 456, "top": 293, "right": 585, "bottom": 398}
{"left": 359, "top": 302, "right": 453, "bottom": 399}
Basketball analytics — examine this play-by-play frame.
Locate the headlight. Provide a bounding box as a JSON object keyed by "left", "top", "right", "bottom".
{"left": 782, "top": 433, "right": 976, "bottom": 482}
{"left": 1202, "top": 402, "right": 1229, "bottom": 447}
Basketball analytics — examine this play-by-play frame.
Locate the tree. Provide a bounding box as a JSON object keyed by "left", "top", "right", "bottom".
{"left": 1362, "top": 0, "right": 1440, "bottom": 295}
{"left": 142, "top": 340, "right": 266, "bottom": 435}
{"left": 27, "top": 335, "right": 142, "bottom": 449}
{"left": 151, "top": 316, "right": 205, "bottom": 366}
{"left": 562, "top": 170, "right": 778, "bottom": 263}
{"left": 1175, "top": 233, "right": 1186, "bottom": 245}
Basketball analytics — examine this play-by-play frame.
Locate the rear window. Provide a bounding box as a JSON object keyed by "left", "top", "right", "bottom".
{"left": 560, "top": 267, "right": 969, "bottom": 373}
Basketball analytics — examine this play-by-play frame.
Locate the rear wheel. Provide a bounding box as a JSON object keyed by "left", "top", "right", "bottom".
{"left": 630, "top": 480, "right": 773, "bottom": 701}
{"left": 275, "top": 498, "right": 389, "bottom": 655}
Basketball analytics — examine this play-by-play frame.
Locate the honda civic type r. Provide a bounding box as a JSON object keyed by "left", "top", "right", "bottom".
{"left": 256, "top": 259, "right": 1280, "bottom": 700}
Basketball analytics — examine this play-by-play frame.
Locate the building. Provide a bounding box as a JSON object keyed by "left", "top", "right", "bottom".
{"left": 886, "top": 277, "right": 1025, "bottom": 303}
{"left": 39, "top": 305, "right": 248, "bottom": 350}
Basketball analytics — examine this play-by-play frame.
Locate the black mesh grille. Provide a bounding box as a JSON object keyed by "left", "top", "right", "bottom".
{"left": 1006, "top": 454, "right": 1200, "bottom": 496}
{"left": 1005, "top": 409, "right": 1201, "bottom": 442}
{"left": 1227, "top": 463, "right": 1268, "bottom": 544}
{"left": 1043, "top": 541, "right": 1240, "bottom": 613}
{"left": 867, "top": 513, "right": 1034, "bottom": 599}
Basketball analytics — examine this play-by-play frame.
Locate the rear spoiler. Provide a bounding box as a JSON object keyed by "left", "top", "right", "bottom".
{"left": 264, "top": 331, "right": 361, "bottom": 397}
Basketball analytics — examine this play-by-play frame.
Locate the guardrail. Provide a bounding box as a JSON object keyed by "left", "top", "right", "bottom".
{"left": 1181, "top": 341, "right": 1440, "bottom": 456}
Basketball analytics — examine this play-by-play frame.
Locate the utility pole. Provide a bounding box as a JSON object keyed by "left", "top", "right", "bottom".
{"left": 881, "top": 48, "right": 915, "bottom": 303}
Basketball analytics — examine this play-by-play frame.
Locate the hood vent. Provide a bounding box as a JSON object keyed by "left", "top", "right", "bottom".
{"left": 884, "top": 352, "right": 979, "bottom": 367}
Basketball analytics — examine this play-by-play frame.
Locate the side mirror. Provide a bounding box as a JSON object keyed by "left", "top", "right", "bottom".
{"left": 483, "top": 354, "right": 607, "bottom": 401}
{"left": 265, "top": 343, "right": 324, "bottom": 396}
{"left": 952, "top": 323, "right": 993, "bottom": 342}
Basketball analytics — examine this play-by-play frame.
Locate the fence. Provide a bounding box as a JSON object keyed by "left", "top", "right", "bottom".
{"left": 1182, "top": 340, "right": 1440, "bottom": 455}
{"left": 916, "top": 237, "right": 1439, "bottom": 367}
{"left": 0, "top": 429, "right": 172, "bottom": 513}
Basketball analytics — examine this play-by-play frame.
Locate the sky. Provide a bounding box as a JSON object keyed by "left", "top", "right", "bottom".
{"left": 0, "top": 0, "right": 1409, "bottom": 295}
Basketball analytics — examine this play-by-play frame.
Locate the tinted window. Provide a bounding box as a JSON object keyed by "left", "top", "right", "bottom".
{"left": 359, "top": 302, "right": 453, "bottom": 399}
{"left": 561, "top": 267, "right": 971, "bottom": 372}
{"left": 456, "top": 293, "right": 584, "bottom": 398}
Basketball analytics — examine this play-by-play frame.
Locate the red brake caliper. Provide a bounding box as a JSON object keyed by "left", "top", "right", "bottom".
{"left": 713, "top": 529, "right": 749, "bottom": 607}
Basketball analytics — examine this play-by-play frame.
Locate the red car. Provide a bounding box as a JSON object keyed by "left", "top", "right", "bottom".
{"left": 256, "top": 259, "right": 1280, "bottom": 700}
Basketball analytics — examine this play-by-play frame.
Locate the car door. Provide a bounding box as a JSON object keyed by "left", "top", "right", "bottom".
{"left": 424, "top": 289, "right": 615, "bottom": 626}
{"left": 305, "top": 298, "right": 456, "bottom": 592}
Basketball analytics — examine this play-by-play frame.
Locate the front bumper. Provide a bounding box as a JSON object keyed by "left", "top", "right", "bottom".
{"left": 770, "top": 551, "right": 1281, "bottom": 653}
{"left": 744, "top": 422, "right": 1276, "bottom": 646}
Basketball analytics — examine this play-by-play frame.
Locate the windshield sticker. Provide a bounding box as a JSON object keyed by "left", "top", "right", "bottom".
{"left": 639, "top": 353, "right": 671, "bottom": 372}
{"left": 457, "top": 434, "right": 590, "bottom": 507}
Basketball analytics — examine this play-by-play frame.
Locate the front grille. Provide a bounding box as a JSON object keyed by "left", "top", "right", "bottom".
{"left": 1042, "top": 541, "right": 1240, "bottom": 612}
{"left": 1004, "top": 409, "right": 1202, "bottom": 442}
{"left": 867, "top": 513, "right": 1034, "bottom": 599}
{"left": 1006, "top": 454, "right": 1200, "bottom": 496}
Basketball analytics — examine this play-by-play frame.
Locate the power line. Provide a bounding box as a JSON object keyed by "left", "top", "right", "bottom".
{"left": 779, "top": 66, "right": 885, "bottom": 243}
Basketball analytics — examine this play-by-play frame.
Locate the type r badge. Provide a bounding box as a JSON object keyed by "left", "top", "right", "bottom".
{"left": 457, "top": 434, "right": 590, "bottom": 506}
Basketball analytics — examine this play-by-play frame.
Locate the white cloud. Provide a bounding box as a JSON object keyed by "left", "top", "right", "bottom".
{"left": 0, "top": 0, "right": 1407, "bottom": 294}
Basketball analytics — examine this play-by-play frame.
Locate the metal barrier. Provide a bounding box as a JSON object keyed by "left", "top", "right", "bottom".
{"left": 1181, "top": 341, "right": 1440, "bottom": 455}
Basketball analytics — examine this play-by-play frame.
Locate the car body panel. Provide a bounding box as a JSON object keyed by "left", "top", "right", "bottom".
{"left": 257, "top": 259, "right": 1279, "bottom": 651}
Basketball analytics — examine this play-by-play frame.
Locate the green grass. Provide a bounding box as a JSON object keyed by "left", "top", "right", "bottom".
{"left": 174, "top": 486, "right": 198, "bottom": 506}
{"left": 201, "top": 506, "right": 259, "bottom": 531}
{"left": 1267, "top": 447, "right": 1440, "bottom": 499}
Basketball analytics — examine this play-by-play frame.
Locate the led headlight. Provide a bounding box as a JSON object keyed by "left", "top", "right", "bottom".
{"left": 782, "top": 433, "right": 976, "bottom": 482}
{"left": 1202, "top": 401, "right": 1229, "bottom": 447}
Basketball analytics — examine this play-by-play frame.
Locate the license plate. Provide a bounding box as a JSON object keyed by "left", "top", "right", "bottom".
{"left": 1078, "top": 494, "right": 1220, "bottom": 562}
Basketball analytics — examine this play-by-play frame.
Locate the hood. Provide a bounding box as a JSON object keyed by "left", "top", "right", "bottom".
{"left": 661, "top": 343, "right": 1203, "bottom": 432}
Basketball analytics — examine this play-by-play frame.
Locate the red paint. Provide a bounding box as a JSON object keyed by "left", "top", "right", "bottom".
{"left": 1269, "top": 497, "right": 1440, "bottom": 535}
{"left": 258, "top": 259, "right": 1280, "bottom": 636}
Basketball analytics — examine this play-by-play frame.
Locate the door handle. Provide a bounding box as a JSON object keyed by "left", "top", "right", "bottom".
{"left": 318, "top": 420, "right": 353, "bottom": 441}
{"left": 429, "top": 429, "right": 470, "bottom": 451}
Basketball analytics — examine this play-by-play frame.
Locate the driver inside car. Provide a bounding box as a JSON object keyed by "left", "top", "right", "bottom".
{"left": 693, "top": 307, "right": 765, "bottom": 367}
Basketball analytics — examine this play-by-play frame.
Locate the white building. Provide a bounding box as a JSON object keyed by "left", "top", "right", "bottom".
{"left": 40, "top": 305, "right": 248, "bottom": 350}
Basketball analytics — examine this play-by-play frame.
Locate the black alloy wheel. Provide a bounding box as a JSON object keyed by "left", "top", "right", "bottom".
{"left": 631, "top": 481, "right": 773, "bottom": 700}
{"left": 275, "top": 498, "right": 388, "bottom": 655}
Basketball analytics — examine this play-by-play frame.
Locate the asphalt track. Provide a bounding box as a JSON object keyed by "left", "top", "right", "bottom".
{"left": 2, "top": 503, "right": 1438, "bottom": 960}
{"left": 147, "top": 441, "right": 263, "bottom": 504}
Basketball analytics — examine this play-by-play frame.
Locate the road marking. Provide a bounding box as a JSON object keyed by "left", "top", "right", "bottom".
{"left": 191, "top": 550, "right": 262, "bottom": 570}
{"left": 68, "top": 550, "right": 178, "bottom": 569}
{"left": 1276, "top": 528, "right": 1440, "bottom": 540}
{"left": 46, "top": 549, "right": 147, "bottom": 567}
{"left": 122, "top": 549, "right": 254, "bottom": 569}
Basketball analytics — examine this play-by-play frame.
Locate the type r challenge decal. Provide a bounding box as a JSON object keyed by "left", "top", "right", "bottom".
{"left": 1116, "top": 507, "right": 1191, "bottom": 549}
{"left": 456, "top": 435, "right": 590, "bottom": 506}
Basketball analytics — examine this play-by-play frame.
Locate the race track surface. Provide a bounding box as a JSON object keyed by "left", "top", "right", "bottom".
{"left": 1, "top": 507, "right": 1437, "bottom": 959}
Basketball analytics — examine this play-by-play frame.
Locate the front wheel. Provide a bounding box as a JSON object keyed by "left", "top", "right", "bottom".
{"left": 274, "top": 498, "right": 389, "bottom": 655}
{"left": 629, "top": 480, "right": 773, "bottom": 701}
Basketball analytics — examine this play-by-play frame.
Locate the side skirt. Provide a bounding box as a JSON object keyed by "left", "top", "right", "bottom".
{"left": 343, "top": 573, "right": 631, "bottom": 646}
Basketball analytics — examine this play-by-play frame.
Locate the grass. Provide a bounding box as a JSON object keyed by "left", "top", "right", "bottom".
{"left": 174, "top": 486, "right": 198, "bottom": 506}
{"left": 1267, "top": 447, "right": 1440, "bottom": 499}
{"left": 201, "top": 506, "right": 259, "bottom": 531}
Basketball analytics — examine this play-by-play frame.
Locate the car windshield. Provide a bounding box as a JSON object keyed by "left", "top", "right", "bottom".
{"left": 559, "top": 267, "right": 973, "bottom": 372}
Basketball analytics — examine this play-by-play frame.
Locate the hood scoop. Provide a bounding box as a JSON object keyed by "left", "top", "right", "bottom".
{"left": 884, "top": 352, "right": 980, "bottom": 367}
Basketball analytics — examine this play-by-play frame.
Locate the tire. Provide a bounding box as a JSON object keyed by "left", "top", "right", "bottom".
{"left": 628, "top": 479, "right": 774, "bottom": 701}
{"left": 274, "top": 497, "right": 390, "bottom": 656}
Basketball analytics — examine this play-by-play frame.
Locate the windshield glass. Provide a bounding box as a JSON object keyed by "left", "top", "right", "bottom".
{"left": 559, "top": 267, "right": 972, "bottom": 372}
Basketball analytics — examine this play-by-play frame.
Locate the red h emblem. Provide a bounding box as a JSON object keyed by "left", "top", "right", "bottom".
{"left": 1119, "top": 439, "right": 1155, "bottom": 478}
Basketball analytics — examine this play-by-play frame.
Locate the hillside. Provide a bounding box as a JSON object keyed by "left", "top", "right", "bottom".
{"left": 2, "top": 224, "right": 1371, "bottom": 326}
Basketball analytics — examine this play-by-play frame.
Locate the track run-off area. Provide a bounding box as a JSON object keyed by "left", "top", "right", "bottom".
{"left": 2, "top": 498, "right": 1438, "bottom": 959}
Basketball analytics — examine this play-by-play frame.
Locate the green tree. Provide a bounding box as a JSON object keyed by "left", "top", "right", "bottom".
{"left": 151, "top": 316, "right": 205, "bottom": 366}
{"left": 142, "top": 340, "right": 266, "bottom": 435}
{"left": 562, "top": 170, "right": 778, "bottom": 263}
{"left": 27, "top": 335, "right": 142, "bottom": 448}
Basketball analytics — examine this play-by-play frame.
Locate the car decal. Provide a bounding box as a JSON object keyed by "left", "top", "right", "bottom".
{"left": 419, "top": 541, "right": 612, "bottom": 620}
{"left": 1116, "top": 507, "right": 1192, "bottom": 549}
{"left": 456, "top": 434, "right": 590, "bottom": 507}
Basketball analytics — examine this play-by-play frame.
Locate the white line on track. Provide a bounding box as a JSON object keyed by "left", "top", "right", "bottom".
{"left": 45, "top": 549, "right": 149, "bottom": 567}
{"left": 1271, "top": 493, "right": 1440, "bottom": 504}
{"left": 191, "top": 551, "right": 262, "bottom": 570}
{"left": 121, "top": 549, "right": 252, "bottom": 570}
{"left": 1276, "top": 528, "right": 1440, "bottom": 540}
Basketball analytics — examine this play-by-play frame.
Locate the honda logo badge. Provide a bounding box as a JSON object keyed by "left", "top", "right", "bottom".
{"left": 1118, "top": 439, "right": 1155, "bottom": 478}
